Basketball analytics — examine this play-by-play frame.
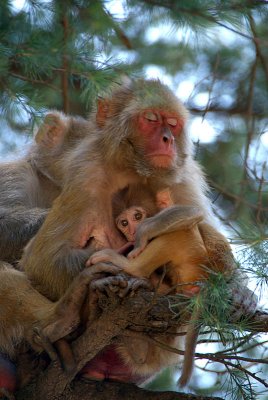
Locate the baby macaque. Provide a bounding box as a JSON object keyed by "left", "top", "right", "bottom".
{"left": 90, "top": 186, "right": 235, "bottom": 386}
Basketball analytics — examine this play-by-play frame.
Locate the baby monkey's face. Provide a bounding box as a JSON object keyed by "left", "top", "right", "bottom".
{"left": 116, "top": 206, "right": 147, "bottom": 242}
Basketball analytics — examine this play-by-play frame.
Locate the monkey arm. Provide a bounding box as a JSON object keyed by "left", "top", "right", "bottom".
{"left": 129, "top": 205, "right": 203, "bottom": 259}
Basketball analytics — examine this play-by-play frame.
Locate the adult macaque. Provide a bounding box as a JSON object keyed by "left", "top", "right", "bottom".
{"left": 19, "top": 78, "right": 221, "bottom": 384}
{"left": 0, "top": 111, "right": 89, "bottom": 263}
{"left": 21, "top": 79, "right": 216, "bottom": 301}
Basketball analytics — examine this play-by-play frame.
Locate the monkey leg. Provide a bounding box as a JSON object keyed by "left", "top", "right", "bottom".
{"left": 0, "top": 262, "right": 123, "bottom": 375}
{"left": 39, "top": 263, "right": 123, "bottom": 343}
{"left": 128, "top": 206, "right": 204, "bottom": 259}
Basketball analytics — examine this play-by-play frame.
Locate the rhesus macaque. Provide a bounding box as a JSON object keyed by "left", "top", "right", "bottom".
{"left": 21, "top": 79, "right": 216, "bottom": 300}
{"left": 19, "top": 79, "right": 224, "bottom": 383}
{"left": 0, "top": 111, "right": 89, "bottom": 263}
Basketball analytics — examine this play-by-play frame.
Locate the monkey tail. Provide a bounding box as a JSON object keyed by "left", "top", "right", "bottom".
{"left": 177, "top": 313, "right": 200, "bottom": 387}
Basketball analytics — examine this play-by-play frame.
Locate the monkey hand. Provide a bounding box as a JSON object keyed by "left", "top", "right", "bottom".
{"left": 87, "top": 249, "right": 127, "bottom": 269}
{"left": 127, "top": 244, "right": 146, "bottom": 259}
{"left": 128, "top": 222, "right": 152, "bottom": 259}
{"left": 127, "top": 227, "right": 149, "bottom": 259}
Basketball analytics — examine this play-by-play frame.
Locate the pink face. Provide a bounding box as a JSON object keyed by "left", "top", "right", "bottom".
{"left": 116, "top": 206, "right": 147, "bottom": 242}
{"left": 137, "top": 109, "right": 184, "bottom": 168}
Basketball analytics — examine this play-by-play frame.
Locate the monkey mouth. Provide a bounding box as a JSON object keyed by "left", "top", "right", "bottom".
{"left": 149, "top": 154, "right": 174, "bottom": 168}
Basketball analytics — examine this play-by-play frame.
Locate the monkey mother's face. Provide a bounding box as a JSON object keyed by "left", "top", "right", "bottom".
{"left": 135, "top": 109, "right": 184, "bottom": 169}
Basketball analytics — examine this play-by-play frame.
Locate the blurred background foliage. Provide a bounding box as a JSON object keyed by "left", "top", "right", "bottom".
{"left": 0, "top": 1, "right": 268, "bottom": 399}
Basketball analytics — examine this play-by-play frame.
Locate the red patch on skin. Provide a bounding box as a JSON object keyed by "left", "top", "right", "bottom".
{"left": 0, "top": 356, "right": 17, "bottom": 393}
{"left": 183, "top": 286, "right": 201, "bottom": 296}
{"left": 137, "top": 110, "right": 183, "bottom": 168}
{"left": 80, "top": 345, "right": 151, "bottom": 384}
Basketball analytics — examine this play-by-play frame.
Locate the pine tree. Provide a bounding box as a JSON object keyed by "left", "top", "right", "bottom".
{"left": 1, "top": 1, "right": 268, "bottom": 399}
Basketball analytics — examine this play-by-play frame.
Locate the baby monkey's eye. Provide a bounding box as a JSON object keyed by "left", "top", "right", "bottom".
{"left": 134, "top": 212, "right": 143, "bottom": 221}
{"left": 144, "top": 111, "right": 158, "bottom": 122}
{"left": 120, "top": 220, "right": 128, "bottom": 227}
{"left": 166, "top": 117, "right": 177, "bottom": 127}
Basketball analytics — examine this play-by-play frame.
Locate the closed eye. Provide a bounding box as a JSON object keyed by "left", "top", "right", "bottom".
{"left": 144, "top": 111, "right": 158, "bottom": 122}
{"left": 166, "top": 117, "right": 177, "bottom": 127}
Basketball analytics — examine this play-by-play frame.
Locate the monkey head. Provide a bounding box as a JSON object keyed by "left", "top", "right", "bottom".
{"left": 116, "top": 206, "right": 147, "bottom": 242}
{"left": 32, "top": 111, "right": 90, "bottom": 185}
{"left": 95, "top": 79, "right": 190, "bottom": 178}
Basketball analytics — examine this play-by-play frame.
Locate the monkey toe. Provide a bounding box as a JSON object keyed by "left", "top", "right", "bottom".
{"left": 117, "top": 276, "right": 152, "bottom": 298}
{"left": 90, "top": 274, "right": 128, "bottom": 296}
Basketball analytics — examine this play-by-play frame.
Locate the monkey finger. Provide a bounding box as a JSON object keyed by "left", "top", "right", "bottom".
{"left": 118, "top": 277, "right": 151, "bottom": 298}
{"left": 85, "top": 262, "right": 122, "bottom": 278}
{"left": 32, "top": 327, "right": 58, "bottom": 362}
{"left": 90, "top": 275, "right": 128, "bottom": 293}
{"left": 127, "top": 245, "right": 145, "bottom": 259}
{"left": 87, "top": 249, "right": 118, "bottom": 266}
{"left": 129, "top": 277, "right": 152, "bottom": 293}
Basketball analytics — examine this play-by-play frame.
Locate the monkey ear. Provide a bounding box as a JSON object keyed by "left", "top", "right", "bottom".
{"left": 35, "top": 113, "right": 66, "bottom": 149}
{"left": 96, "top": 99, "right": 111, "bottom": 128}
{"left": 156, "top": 189, "right": 174, "bottom": 209}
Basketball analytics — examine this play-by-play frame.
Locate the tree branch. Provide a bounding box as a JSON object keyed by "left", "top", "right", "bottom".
{"left": 14, "top": 288, "right": 268, "bottom": 400}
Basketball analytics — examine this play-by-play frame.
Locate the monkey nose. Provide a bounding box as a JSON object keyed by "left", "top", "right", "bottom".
{"left": 162, "top": 131, "right": 174, "bottom": 145}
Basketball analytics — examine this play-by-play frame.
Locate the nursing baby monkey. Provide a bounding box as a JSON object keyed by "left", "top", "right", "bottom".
{"left": 89, "top": 184, "right": 235, "bottom": 386}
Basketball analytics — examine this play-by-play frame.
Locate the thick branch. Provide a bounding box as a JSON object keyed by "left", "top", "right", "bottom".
{"left": 15, "top": 289, "right": 268, "bottom": 400}
{"left": 18, "top": 379, "right": 223, "bottom": 400}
